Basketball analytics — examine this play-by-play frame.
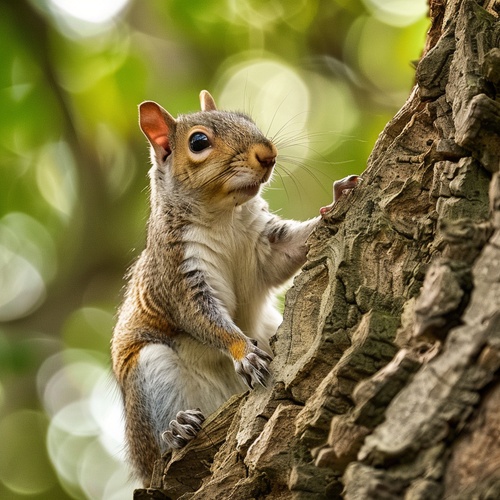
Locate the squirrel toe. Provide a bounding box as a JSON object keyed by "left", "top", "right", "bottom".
{"left": 234, "top": 344, "right": 272, "bottom": 389}
{"left": 162, "top": 409, "right": 206, "bottom": 448}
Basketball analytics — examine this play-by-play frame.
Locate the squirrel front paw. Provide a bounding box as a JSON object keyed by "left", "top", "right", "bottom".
{"left": 320, "top": 174, "right": 362, "bottom": 216}
{"left": 233, "top": 341, "right": 273, "bottom": 389}
{"left": 162, "top": 409, "right": 205, "bottom": 449}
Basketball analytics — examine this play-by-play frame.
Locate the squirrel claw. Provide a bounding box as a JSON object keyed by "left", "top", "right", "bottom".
{"left": 234, "top": 344, "right": 272, "bottom": 389}
{"left": 320, "top": 175, "right": 362, "bottom": 216}
{"left": 162, "top": 409, "right": 205, "bottom": 449}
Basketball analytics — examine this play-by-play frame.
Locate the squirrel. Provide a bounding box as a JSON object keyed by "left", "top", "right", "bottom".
{"left": 111, "top": 90, "right": 360, "bottom": 486}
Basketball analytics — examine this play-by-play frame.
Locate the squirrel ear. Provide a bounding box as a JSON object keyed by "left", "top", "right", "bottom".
{"left": 199, "top": 90, "right": 217, "bottom": 112}
{"left": 139, "top": 101, "right": 176, "bottom": 157}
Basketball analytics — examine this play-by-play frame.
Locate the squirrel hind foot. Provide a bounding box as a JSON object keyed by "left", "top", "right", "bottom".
{"left": 162, "top": 409, "right": 205, "bottom": 449}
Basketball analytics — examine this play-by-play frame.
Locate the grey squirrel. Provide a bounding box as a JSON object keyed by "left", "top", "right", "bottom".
{"left": 111, "top": 90, "right": 360, "bottom": 486}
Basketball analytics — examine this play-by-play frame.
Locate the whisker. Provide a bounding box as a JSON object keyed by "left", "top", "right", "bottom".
{"left": 270, "top": 162, "right": 306, "bottom": 206}
{"left": 265, "top": 94, "right": 293, "bottom": 138}
{"left": 273, "top": 128, "right": 364, "bottom": 152}
{"left": 200, "top": 168, "right": 239, "bottom": 190}
{"left": 268, "top": 110, "right": 309, "bottom": 144}
{"left": 277, "top": 158, "right": 331, "bottom": 197}
{"left": 267, "top": 168, "right": 291, "bottom": 205}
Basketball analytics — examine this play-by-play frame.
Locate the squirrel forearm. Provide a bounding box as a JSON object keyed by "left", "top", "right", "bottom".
{"left": 264, "top": 216, "right": 320, "bottom": 286}
{"left": 130, "top": 254, "right": 251, "bottom": 361}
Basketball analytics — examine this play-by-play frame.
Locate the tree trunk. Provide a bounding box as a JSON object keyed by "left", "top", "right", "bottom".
{"left": 136, "top": 0, "right": 500, "bottom": 498}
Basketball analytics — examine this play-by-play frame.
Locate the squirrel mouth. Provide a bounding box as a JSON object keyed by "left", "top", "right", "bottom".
{"left": 232, "top": 182, "right": 261, "bottom": 198}
{"left": 229, "top": 182, "right": 261, "bottom": 198}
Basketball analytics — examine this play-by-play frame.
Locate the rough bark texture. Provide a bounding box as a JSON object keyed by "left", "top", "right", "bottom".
{"left": 135, "top": 0, "right": 500, "bottom": 498}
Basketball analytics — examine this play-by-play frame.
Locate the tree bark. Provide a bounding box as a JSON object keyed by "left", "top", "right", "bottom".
{"left": 136, "top": 0, "right": 500, "bottom": 498}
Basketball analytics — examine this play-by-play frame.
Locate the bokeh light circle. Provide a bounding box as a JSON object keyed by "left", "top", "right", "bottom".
{"left": 49, "top": 0, "right": 129, "bottom": 24}
{"left": 216, "top": 56, "right": 310, "bottom": 164}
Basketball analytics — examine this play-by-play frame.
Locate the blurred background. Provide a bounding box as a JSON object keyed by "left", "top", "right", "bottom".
{"left": 0, "top": 0, "right": 428, "bottom": 498}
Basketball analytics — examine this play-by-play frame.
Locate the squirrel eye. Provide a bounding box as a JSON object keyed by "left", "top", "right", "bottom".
{"left": 189, "top": 132, "right": 211, "bottom": 153}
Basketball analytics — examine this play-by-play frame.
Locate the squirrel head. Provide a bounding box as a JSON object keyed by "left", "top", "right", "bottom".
{"left": 139, "top": 91, "right": 277, "bottom": 208}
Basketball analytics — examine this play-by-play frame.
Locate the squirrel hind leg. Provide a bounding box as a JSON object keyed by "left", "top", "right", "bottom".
{"left": 162, "top": 409, "right": 205, "bottom": 449}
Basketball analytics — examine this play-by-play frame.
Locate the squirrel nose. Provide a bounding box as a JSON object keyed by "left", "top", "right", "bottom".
{"left": 256, "top": 153, "right": 276, "bottom": 169}
{"left": 253, "top": 143, "right": 277, "bottom": 170}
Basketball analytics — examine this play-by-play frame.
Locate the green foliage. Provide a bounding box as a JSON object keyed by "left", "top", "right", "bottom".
{"left": 0, "top": 0, "right": 428, "bottom": 498}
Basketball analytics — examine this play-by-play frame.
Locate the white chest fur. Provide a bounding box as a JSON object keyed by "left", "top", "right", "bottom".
{"left": 181, "top": 198, "right": 281, "bottom": 348}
